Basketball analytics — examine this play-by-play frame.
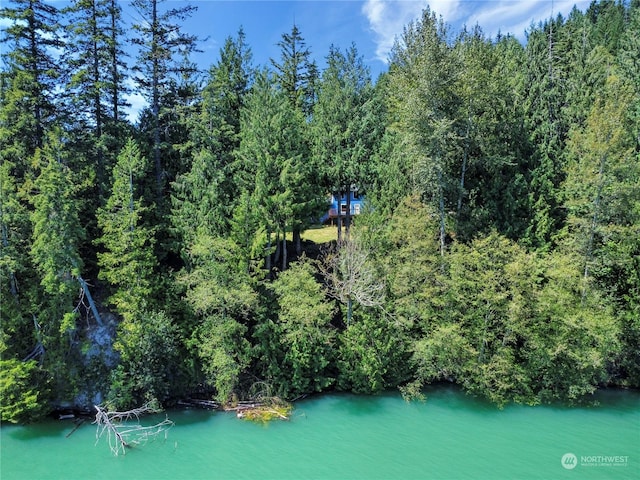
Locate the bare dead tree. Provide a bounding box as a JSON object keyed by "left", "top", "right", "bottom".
{"left": 94, "top": 404, "right": 174, "bottom": 456}
{"left": 319, "top": 237, "right": 385, "bottom": 325}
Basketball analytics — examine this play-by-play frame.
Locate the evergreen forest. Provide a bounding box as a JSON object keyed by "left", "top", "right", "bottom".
{"left": 1, "top": 0, "right": 639, "bottom": 423}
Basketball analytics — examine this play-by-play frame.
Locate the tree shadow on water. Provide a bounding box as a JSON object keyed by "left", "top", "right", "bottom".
{"left": 3, "top": 420, "right": 68, "bottom": 440}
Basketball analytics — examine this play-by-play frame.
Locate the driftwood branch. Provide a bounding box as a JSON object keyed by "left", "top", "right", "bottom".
{"left": 93, "top": 404, "right": 174, "bottom": 456}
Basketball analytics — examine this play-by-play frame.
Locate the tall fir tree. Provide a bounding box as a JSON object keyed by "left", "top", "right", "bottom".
{"left": 172, "top": 29, "right": 253, "bottom": 253}
{"left": 452, "top": 27, "right": 531, "bottom": 240}
{"left": 312, "top": 44, "right": 382, "bottom": 242}
{"left": 523, "top": 15, "right": 569, "bottom": 250}
{"left": 0, "top": 0, "right": 64, "bottom": 170}
{"left": 386, "top": 8, "right": 460, "bottom": 254}
{"left": 28, "top": 130, "right": 87, "bottom": 399}
{"left": 62, "top": 0, "right": 130, "bottom": 199}
{"left": 237, "top": 71, "right": 311, "bottom": 272}
{"left": 130, "top": 0, "right": 199, "bottom": 204}
{"left": 96, "top": 139, "right": 157, "bottom": 322}
{"left": 271, "top": 24, "right": 320, "bottom": 253}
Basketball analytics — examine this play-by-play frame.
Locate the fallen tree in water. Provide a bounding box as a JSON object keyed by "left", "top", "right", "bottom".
{"left": 93, "top": 404, "right": 173, "bottom": 456}
{"left": 227, "top": 398, "right": 292, "bottom": 423}
{"left": 224, "top": 383, "right": 293, "bottom": 423}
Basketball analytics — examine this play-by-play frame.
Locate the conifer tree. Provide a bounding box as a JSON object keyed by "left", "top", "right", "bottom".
{"left": 237, "top": 71, "right": 311, "bottom": 272}
{"left": 130, "top": 0, "right": 199, "bottom": 203}
{"left": 29, "top": 130, "right": 86, "bottom": 398}
{"left": 0, "top": 0, "right": 63, "bottom": 165}
{"left": 96, "top": 139, "right": 157, "bottom": 321}
{"left": 0, "top": 159, "right": 35, "bottom": 357}
{"left": 272, "top": 24, "right": 318, "bottom": 117}
{"left": 312, "top": 44, "right": 381, "bottom": 242}
{"left": 179, "top": 234, "right": 257, "bottom": 403}
{"left": 271, "top": 25, "right": 320, "bottom": 253}
{"left": 386, "top": 8, "right": 459, "bottom": 254}
{"left": 63, "top": 0, "right": 130, "bottom": 197}
{"left": 523, "top": 15, "right": 568, "bottom": 250}
{"left": 453, "top": 27, "right": 530, "bottom": 240}
{"left": 172, "top": 29, "right": 253, "bottom": 251}
{"left": 268, "top": 259, "right": 335, "bottom": 397}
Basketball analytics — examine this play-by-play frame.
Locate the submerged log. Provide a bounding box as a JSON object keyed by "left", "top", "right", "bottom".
{"left": 178, "top": 398, "right": 221, "bottom": 409}
{"left": 65, "top": 419, "right": 85, "bottom": 438}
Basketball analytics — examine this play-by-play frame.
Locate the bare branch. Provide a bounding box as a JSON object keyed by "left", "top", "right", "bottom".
{"left": 320, "top": 238, "right": 385, "bottom": 324}
{"left": 93, "top": 404, "right": 174, "bottom": 456}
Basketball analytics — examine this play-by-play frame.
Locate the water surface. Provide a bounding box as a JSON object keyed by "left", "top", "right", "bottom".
{"left": 2, "top": 386, "right": 638, "bottom": 479}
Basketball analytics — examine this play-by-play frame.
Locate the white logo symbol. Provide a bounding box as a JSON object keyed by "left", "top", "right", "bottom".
{"left": 562, "top": 453, "right": 578, "bottom": 470}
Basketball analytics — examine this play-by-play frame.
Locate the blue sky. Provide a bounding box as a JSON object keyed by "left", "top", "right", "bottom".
{"left": 174, "top": 0, "right": 592, "bottom": 77}
{"left": 3, "top": 1, "right": 593, "bottom": 115}
{"left": 120, "top": 0, "right": 589, "bottom": 116}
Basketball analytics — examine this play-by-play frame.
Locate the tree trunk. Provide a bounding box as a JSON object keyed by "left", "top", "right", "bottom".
{"left": 273, "top": 229, "right": 281, "bottom": 265}
{"left": 91, "top": 0, "right": 105, "bottom": 199}
{"left": 457, "top": 117, "right": 471, "bottom": 217}
{"left": 582, "top": 150, "right": 608, "bottom": 301}
{"left": 336, "top": 191, "right": 343, "bottom": 244}
{"left": 281, "top": 223, "right": 287, "bottom": 272}
{"left": 345, "top": 187, "right": 352, "bottom": 240}
{"left": 438, "top": 167, "right": 446, "bottom": 257}
{"left": 77, "top": 276, "right": 104, "bottom": 326}
{"left": 293, "top": 227, "right": 302, "bottom": 256}
{"left": 109, "top": 0, "right": 119, "bottom": 122}
{"left": 1, "top": 223, "right": 18, "bottom": 297}
{"left": 151, "top": 0, "right": 162, "bottom": 204}
{"left": 265, "top": 225, "right": 272, "bottom": 275}
{"left": 346, "top": 296, "right": 353, "bottom": 326}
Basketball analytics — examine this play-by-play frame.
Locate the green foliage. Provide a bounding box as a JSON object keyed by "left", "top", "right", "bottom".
{"left": 62, "top": 0, "right": 130, "bottom": 200}
{"left": 523, "top": 252, "right": 619, "bottom": 402}
{"left": 410, "top": 323, "right": 476, "bottom": 387}
{"left": 380, "top": 196, "right": 444, "bottom": 330}
{"left": 0, "top": 159, "right": 37, "bottom": 357}
{"left": 269, "top": 258, "right": 335, "bottom": 397}
{"left": 30, "top": 136, "right": 84, "bottom": 297}
{"left": 96, "top": 138, "right": 157, "bottom": 320}
{"left": 337, "top": 311, "right": 410, "bottom": 394}
{"left": 312, "top": 44, "right": 382, "bottom": 227}
{"left": 237, "top": 70, "right": 323, "bottom": 270}
{"left": 172, "top": 29, "right": 253, "bottom": 251}
{"left": 272, "top": 24, "right": 317, "bottom": 116}
{"left": 0, "top": 0, "right": 62, "bottom": 154}
{"left": 179, "top": 234, "right": 258, "bottom": 402}
{"left": 109, "top": 310, "right": 182, "bottom": 409}
{"left": 129, "top": 0, "right": 199, "bottom": 199}
{"left": 194, "top": 314, "right": 251, "bottom": 404}
{"left": 0, "top": 359, "right": 50, "bottom": 424}
{"left": 1, "top": 0, "right": 639, "bottom": 414}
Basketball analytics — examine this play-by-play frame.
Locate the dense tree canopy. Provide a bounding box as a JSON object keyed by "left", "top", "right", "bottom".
{"left": 0, "top": 0, "right": 638, "bottom": 422}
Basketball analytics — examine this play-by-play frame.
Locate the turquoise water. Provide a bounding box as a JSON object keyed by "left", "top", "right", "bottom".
{"left": 1, "top": 386, "right": 638, "bottom": 479}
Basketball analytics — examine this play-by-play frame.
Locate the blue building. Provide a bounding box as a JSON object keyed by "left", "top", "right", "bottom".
{"left": 320, "top": 191, "right": 364, "bottom": 224}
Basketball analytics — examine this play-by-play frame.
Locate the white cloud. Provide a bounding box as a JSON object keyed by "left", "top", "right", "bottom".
{"left": 362, "top": 0, "right": 593, "bottom": 62}
{"left": 361, "top": 1, "right": 420, "bottom": 63}
{"left": 464, "top": 0, "right": 592, "bottom": 40}
{"left": 362, "top": 0, "right": 462, "bottom": 63}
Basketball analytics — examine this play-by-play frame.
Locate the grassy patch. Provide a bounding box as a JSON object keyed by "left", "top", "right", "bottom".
{"left": 300, "top": 225, "right": 338, "bottom": 244}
